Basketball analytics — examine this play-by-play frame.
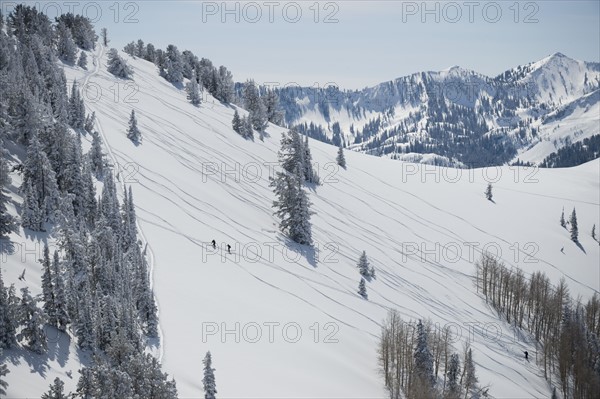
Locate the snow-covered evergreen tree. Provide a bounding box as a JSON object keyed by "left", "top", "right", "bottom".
{"left": 413, "top": 320, "right": 435, "bottom": 390}
{"left": 357, "top": 251, "right": 370, "bottom": 278}
{"left": 41, "top": 244, "right": 56, "bottom": 325}
{"left": 0, "top": 269, "right": 17, "bottom": 350}
{"left": 463, "top": 348, "right": 478, "bottom": 395}
{"left": 446, "top": 353, "right": 461, "bottom": 398}
{"left": 84, "top": 111, "right": 95, "bottom": 133}
{"left": 127, "top": 110, "right": 141, "bottom": 143}
{"left": 302, "top": 135, "right": 319, "bottom": 184}
{"left": 75, "top": 284, "right": 95, "bottom": 350}
{"left": 203, "top": 351, "right": 217, "bottom": 399}
{"left": 216, "top": 65, "right": 234, "bottom": 103}
{"left": 123, "top": 41, "right": 136, "bottom": 57}
{"left": 358, "top": 278, "right": 367, "bottom": 299}
{"left": 560, "top": 207, "right": 566, "bottom": 228}
{"left": 186, "top": 79, "right": 201, "bottom": 106}
{"left": 41, "top": 377, "right": 69, "bottom": 399}
{"left": 279, "top": 130, "right": 305, "bottom": 175}
{"left": 135, "top": 39, "right": 145, "bottom": 58}
{"left": 271, "top": 131, "right": 314, "bottom": 245}
{"left": 336, "top": 145, "right": 346, "bottom": 168}
{"left": 242, "top": 116, "right": 254, "bottom": 139}
{"left": 55, "top": 13, "right": 98, "bottom": 50}
{"left": 570, "top": 208, "right": 578, "bottom": 242}
{"left": 21, "top": 180, "right": 44, "bottom": 231}
{"left": 485, "top": 183, "right": 493, "bottom": 201}
{"left": 107, "top": 48, "right": 133, "bottom": 78}
{"left": 0, "top": 140, "right": 15, "bottom": 236}
{"left": 56, "top": 19, "right": 77, "bottom": 64}
{"left": 89, "top": 130, "right": 104, "bottom": 177}
{"left": 81, "top": 161, "right": 97, "bottom": 227}
{"left": 232, "top": 110, "right": 242, "bottom": 134}
{"left": 17, "top": 287, "right": 47, "bottom": 354}
{"left": 77, "top": 51, "right": 87, "bottom": 69}
{"left": 263, "top": 89, "right": 283, "bottom": 125}
{"left": 243, "top": 80, "right": 267, "bottom": 133}
{"left": 288, "top": 166, "right": 313, "bottom": 245}
{"left": 163, "top": 44, "right": 184, "bottom": 83}
{"left": 0, "top": 347, "right": 8, "bottom": 396}
{"left": 68, "top": 80, "right": 86, "bottom": 129}
{"left": 144, "top": 43, "right": 156, "bottom": 62}
{"left": 52, "top": 251, "right": 70, "bottom": 331}
{"left": 270, "top": 165, "right": 313, "bottom": 246}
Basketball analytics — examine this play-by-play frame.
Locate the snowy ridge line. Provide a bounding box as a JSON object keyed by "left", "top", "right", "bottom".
{"left": 84, "top": 44, "right": 165, "bottom": 363}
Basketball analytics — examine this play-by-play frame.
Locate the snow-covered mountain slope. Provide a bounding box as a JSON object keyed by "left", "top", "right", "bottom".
{"left": 511, "top": 89, "right": 600, "bottom": 164}
{"left": 503, "top": 52, "right": 599, "bottom": 105}
{"left": 4, "top": 46, "right": 599, "bottom": 398}
{"left": 276, "top": 53, "right": 599, "bottom": 167}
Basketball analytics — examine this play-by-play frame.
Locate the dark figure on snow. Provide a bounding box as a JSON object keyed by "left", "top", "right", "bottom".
{"left": 211, "top": 239, "right": 216, "bottom": 249}
{"left": 227, "top": 244, "right": 231, "bottom": 254}
{"left": 524, "top": 350, "right": 528, "bottom": 360}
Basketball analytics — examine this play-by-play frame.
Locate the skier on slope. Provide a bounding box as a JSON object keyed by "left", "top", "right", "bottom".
{"left": 227, "top": 244, "right": 231, "bottom": 254}
{"left": 211, "top": 239, "right": 216, "bottom": 249}
{"left": 524, "top": 350, "right": 529, "bottom": 360}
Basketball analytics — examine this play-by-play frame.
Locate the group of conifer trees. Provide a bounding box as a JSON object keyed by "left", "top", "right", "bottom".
{"left": 0, "top": 6, "right": 176, "bottom": 397}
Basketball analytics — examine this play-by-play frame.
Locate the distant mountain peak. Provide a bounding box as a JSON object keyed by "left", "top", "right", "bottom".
{"left": 535, "top": 52, "right": 576, "bottom": 68}
{"left": 445, "top": 65, "right": 461, "bottom": 72}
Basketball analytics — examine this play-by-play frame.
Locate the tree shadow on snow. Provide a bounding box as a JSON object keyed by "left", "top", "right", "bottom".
{"left": 0, "top": 238, "right": 16, "bottom": 256}
{"left": 281, "top": 237, "right": 318, "bottom": 268}
{"left": 171, "top": 81, "right": 184, "bottom": 90}
{"left": 45, "top": 325, "right": 71, "bottom": 368}
{"left": 2, "top": 327, "right": 92, "bottom": 381}
{"left": 574, "top": 240, "right": 586, "bottom": 254}
{"left": 304, "top": 181, "right": 320, "bottom": 194}
{"left": 4, "top": 344, "right": 50, "bottom": 378}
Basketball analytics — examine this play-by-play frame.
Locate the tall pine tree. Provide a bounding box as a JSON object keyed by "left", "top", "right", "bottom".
{"left": 0, "top": 267, "right": 17, "bottom": 349}
{"left": 336, "top": 145, "right": 346, "bottom": 168}
{"left": 570, "top": 208, "right": 578, "bottom": 242}
{"left": 17, "top": 287, "right": 47, "bottom": 354}
{"left": 413, "top": 320, "right": 435, "bottom": 391}
{"left": 127, "top": 110, "right": 141, "bottom": 143}
{"left": 41, "top": 377, "right": 69, "bottom": 399}
{"left": 186, "top": 79, "right": 201, "bottom": 106}
{"left": 357, "top": 251, "right": 370, "bottom": 279}
{"left": 0, "top": 347, "right": 8, "bottom": 396}
{"left": 358, "top": 278, "right": 367, "bottom": 299}
{"left": 0, "top": 139, "right": 15, "bottom": 236}
{"left": 203, "top": 351, "right": 217, "bottom": 399}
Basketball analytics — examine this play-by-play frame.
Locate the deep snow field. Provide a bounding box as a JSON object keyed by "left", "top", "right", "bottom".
{"left": 2, "top": 46, "right": 599, "bottom": 398}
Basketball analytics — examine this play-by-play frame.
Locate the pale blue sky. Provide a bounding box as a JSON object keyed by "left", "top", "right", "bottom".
{"left": 10, "top": 1, "right": 600, "bottom": 89}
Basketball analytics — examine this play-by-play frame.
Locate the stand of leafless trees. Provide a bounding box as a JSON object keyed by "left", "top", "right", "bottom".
{"left": 475, "top": 253, "right": 600, "bottom": 398}
{"left": 378, "top": 310, "right": 487, "bottom": 399}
